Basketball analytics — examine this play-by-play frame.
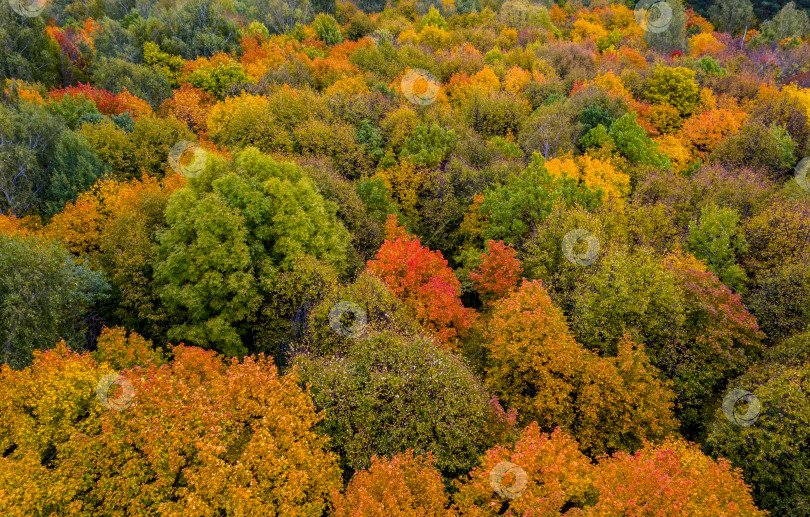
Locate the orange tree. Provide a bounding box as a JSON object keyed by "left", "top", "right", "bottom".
{"left": 366, "top": 215, "right": 476, "bottom": 349}
{"left": 454, "top": 424, "right": 765, "bottom": 516}
{"left": 0, "top": 336, "right": 341, "bottom": 516}
{"left": 584, "top": 437, "right": 766, "bottom": 516}
{"left": 483, "top": 280, "right": 678, "bottom": 456}
{"left": 331, "top": 451, "right": 456, "bottom": 517}
{"left": 468, "top": 239, "right": 523, "bottom": 305}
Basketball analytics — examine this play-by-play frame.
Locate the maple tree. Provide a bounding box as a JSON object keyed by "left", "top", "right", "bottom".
{"left": 469, "top": 239, "right": 522, "bottom": 304}
{"left": 331, "top": 451, "right": 455, "bottom": 517}
{"left": 366, "top": 215, "right": 475, "bottom": 348}
{"left": 1, "top": 342, "right": 341, "bottom": 515}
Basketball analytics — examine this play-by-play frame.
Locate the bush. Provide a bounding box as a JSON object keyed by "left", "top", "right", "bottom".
{"left": 294, "top": 331, "right": 502, "bottom": 479}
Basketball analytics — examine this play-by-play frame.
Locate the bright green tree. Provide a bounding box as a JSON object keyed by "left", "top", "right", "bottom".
{"left": 154, "top": 148, "right": 350, "bottom": 356}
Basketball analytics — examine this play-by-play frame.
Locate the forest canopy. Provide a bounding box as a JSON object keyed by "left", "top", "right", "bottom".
{"left": 2, "top": 0, "right": 810, "bottom": 515}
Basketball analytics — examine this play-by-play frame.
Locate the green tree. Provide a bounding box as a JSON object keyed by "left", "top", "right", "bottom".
{"left": 295, "top": 331, "right": 503, "bottom": 480}
{"left": 312, "top": 13, "right": 343, "bottom": 44}
{"left": 480, "top": 154, "right": 602, "bottom": 246}
{"left": 400, "top": 124, "right": 457, "bottom": 168}
{"left": 153, "top": 148, "right": 350, "bottom": 356}
{"left": 0, "top": 3, "right": 58, "bottom": 84}
{"left": 686, "top": 203, "right": 748, "bottom": 293}
{"left": 705, "top": 331, "right": 810, "bottom": 516}
{"left": 761, "top": 1, "right": 810, "bottom": 42}
{"left": 0, "top": 234, "right": 109, "bottom": 369}
{"left": 708, "top": 0, "right": 755, "bottom": 36}
{"left": 43, "top": 131, "right": 109, "bottom": 217}
{"left": 0, "top": 102, "right": 63, "bottom": 217}
{"left": 644, "top": 0, "right": 687, "bottom": 52}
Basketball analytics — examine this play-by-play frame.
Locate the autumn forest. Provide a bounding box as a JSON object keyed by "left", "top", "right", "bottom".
{"left": 1, "top": 0, "right": 810, "bottom": 514}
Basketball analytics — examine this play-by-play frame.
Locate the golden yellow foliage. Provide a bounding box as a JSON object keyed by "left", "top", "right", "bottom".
{"left": 546, "top": 153, "right": 630, "bottom": 208}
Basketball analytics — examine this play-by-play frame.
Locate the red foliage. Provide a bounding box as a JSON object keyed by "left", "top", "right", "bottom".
{"left": 367, "top": 215, "right": 476, "bottom": 348}
{"left": 49, "top": 83, "right": 125, "bottom": 116}
{"left": 469, "top": 240, "right": 523, "bottom": 303}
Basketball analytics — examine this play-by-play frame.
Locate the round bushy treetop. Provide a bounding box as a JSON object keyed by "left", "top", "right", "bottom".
{"left": 294, "top": 331, "right": 505, "bottom": 480}
{"left": 705, "top": 330, "right": 810, "bottom": 517}
{"left": 645, "top": 66, "right": 701, "bottom": 117}
{"left": 569, "top": 248, "right": 764, "bottom": 436}
{"left": 483, "top": 280, "right": 677, "bottom": 457}
{"left": 454, "top": 423, "right": 595, "bottom": 516}
{"left": 153, "top": 147, "right": 350, "bottom": 356}
{"left": 586, "top": 437, "right": 766, "bottom": 516}
{"left": 331, "top": 451, "right": 454, "bottom": 517}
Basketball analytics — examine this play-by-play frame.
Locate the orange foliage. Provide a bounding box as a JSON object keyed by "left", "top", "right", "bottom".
{"left": 332, "top": 451, "right": 455, "bottom": 517}
{"left": 367, "top": 215, "right": 476, "bottom": 348}
{"left": 588, "top": 437, "right": 765, "bottom": 515}
{"left": 160, "top": 84, "right": 216, "bottom": 134}
{"left": 689, "top": 33, "right": 726, "bottom": 56}
{"left": 454, "top": 424, "right": 594, "bottom": 516}
{"left": 680, "top": 108, "right": 747, "bottom": 156}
